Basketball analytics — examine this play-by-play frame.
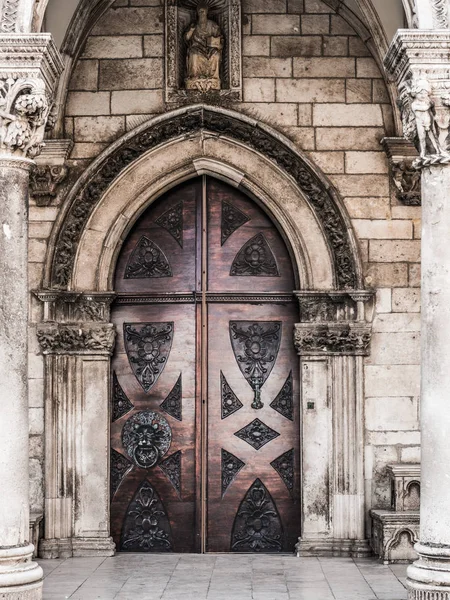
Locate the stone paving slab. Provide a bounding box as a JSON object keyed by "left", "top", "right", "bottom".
{"left": 39, "top": 555, "right": 408, "bottom": 600}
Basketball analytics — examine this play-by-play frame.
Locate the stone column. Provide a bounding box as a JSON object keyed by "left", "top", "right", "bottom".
{"left": 293, "top": 291, "right": 373, "bottom": 558}
{"left": 0, "top": 35, "right": 63, "bottom": 600}
{"left": 385, "top": 30, "right": 450, "bottom": 599}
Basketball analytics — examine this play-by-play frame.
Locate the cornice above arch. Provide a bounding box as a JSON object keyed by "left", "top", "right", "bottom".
{"left": 48, "top": 105, "right": 362, "bottom": 291}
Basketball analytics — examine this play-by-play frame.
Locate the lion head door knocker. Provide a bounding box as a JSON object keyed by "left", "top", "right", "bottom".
{"left": 122, "top": 411, "right": 172, "bottom": 469}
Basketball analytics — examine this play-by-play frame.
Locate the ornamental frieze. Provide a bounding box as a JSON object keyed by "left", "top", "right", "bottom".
{"left": 294, "top": 323, "right": 372, "bottom": 356}
{"left": 36, "top": 323, "right": 116, "bottom": 354}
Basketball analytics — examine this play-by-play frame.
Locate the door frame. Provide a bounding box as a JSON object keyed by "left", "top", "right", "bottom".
{"left": 35, "top": 105, "right": 374, "bottom": 559}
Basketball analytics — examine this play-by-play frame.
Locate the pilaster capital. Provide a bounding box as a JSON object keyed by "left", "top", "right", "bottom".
{"left": 0, "top": 33, "right": 64, "bottom": 160}
{"left": 294, "top": 322, "right": 372, "bottom": 356}
{"left": 385, "top": 30, "right": 450, "bottom": 168}
{"left": 36, "top": 322, "right": 116, "bottom": 355}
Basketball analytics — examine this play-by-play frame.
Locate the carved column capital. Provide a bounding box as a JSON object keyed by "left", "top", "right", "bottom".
{"left": 385, "top": 30, "right": 450, "bottom": 169}
{"left": 36, "top": 322, "right": 116, "bottom": 355}
{"left": 0, "top": 34, "right": 63, "bottom": 160}
{"left": 294, "top": 323, "right": 372, "bottom": 356}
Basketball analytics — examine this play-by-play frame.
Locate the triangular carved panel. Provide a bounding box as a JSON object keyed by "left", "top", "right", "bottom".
{"left": 230, "top": 233, "right": 279, "bottom": 277}
{"left": 231, "top": 479, "right": 283, "bottom": 552}
{"left": 125, "top": 236, "right": 172, "bottom": 279}
{"left": 221, "top": 201, "right": 250, "bottom": 245}
{"left": 270, "top": 448, "right": 295, "bottom": 497}
{"left": 112, "top": 372, "right": 134, "bottom": 422}
{"left": 160, "top": 374, "right": 182, "bottom": 421}
{"left": 270, "top": 371, "right": 293, "bottom": 421}
{"left": 155, "top": 201, "right": 184, "bottom": 247}
{"left": 159, "top": 450, "right": 182, "bottom": 497}
{"left": 221, "top": 449, "right": 245, "bottom": 497}
{"left": 221, "top": 372, "right": 243, "bottom": 419}
{"left": 124, "top": 322, "right": 174, "bottom": 393}
{"left": 110, "top": 449, "right": 132, "bottom": 500}
{"left": 120, "top": 480, "right": 172, "bottom": 551}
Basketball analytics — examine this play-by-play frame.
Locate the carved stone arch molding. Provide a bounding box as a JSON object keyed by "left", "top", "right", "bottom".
{"left": 36, "top": 105, "right": 374, "bottom": 559}
{"left": 46, "top": 105, "right": 362, "bottom": 291}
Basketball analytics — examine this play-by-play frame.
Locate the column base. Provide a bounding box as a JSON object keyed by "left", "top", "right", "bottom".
{"left": 407, "top": 543, "right": 450, "bottom": 599}
{"left": 39, "top": 538, "right": 73, "bottom": 560}
{"left": 40, "top": 537, "right": 115, "bottom": 558}
{"left": 72, "top": 537, "right": 115, "bottom": 557}
{"left": 296, "top": 538, "right": 371, "bottom": 558}
{"left": 0, "top": 544, "right": 43, "bottom": 600}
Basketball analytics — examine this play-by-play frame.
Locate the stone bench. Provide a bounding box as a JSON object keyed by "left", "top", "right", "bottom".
{"left": 29, "top": 511, "right": 43, "bottom": 558}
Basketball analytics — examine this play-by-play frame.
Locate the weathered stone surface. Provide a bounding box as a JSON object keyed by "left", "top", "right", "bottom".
{"left": 313, "top": 104, "right": 383, "bottom": 126}
{"left": 252, "top": 14, "right": 300, "bottom": 35}
{"left": 91, "top": 7, "right": 163, "bottom": 35}
{"left": 277, "top": 78, "right": 345, "bottom": 102}
{"left": 369, "top": 240, "right": 421, "bottom": 263}
{"left": 243, "top": 57, "right": 292, "bottom": 77}
{"left": 293, "top": 57, "right": 355, "bottom": 78}
{"left": 99, "top": 58, "right": 163, "bottom": 90}
{"left": 345, "top": 151, "right": 388, "bottom": 174}
{"left": 353, "top": 220, "right": 412, "bottom": 240}
{"left": 243, "top": 35, "right": 271, "bottom": 56}
{"left": 111, "top": 90, "right": 164, "bottom": 114}
{"left": 316, "top": 127, "right": 385, "bottom": 150}
{"left": 83, "top": 36, "right": 143, "bottom": 59}
{"left": 272, "top": 35, "right": 322, "bottom": 57}
{"left": 74, "top": 116, "right": 126, "bottom": 142}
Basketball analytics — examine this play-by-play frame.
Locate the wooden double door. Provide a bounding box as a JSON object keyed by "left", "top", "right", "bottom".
{"left": 110, "top": 177, "right": 300, "bottom": 553}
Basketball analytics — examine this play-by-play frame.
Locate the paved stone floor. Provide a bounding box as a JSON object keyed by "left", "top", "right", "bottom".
{"left": 39, "top": 555, "right": 408, "bottom": 600}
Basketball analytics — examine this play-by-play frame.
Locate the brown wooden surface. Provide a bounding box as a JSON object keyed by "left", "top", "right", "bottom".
{"left": 110, "top": 176, "right": 300, "bottom": 553}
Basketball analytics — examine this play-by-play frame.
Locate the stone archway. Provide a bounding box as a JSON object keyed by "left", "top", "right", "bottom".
{"left": 35, "top": 105, "right": 373, "bottom": 559}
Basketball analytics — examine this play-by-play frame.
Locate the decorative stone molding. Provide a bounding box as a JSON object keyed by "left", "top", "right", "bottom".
{"left": 385, "top": 31, "right": 450, "bottom": 168}
{"left": 432, "top": 0, "right": 450, "bottom": 28}
{"left": 36, "top": 322, "right": 116, "bottom": 354}
{"left": 388, "top": 463, "right": 421, "bottom": 512}
{"left": 0, "top": 34, "right": 63, "bottom": 159}
{"left": 34, "top": 290, "right": 116, "bottom": 323}
{"left": 165, "top": 0, "right": 242, "bottom": 104}
{"left": 0, "top": 0, "right": 20, "bottom": 33}
{"left": 295, "top": 290, "right": 374, "bottom": 323}
{"left": 30, "top": 139, "right": 72, "bottom": 205}
{"left": 294, "top": 323, "right": 372, "bottom": 356}
{"left": 371, "top": 510, "right": 419, "bottom": 564}
{"left": 51, "top": 106, "right": 359, "bottom": 291}
{"left": 382, "top": 137, "right": 421, "bottom": 206}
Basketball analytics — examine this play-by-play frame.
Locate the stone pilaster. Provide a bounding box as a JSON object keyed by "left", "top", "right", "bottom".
{"left": 35, "top": 292, "right": 116, "bottom": 559}
{"left": 385, "top": 30, "right": 450, "bottom": 600}
{"left": 0, "top": 34, "right": 63, "bottom": 600}
{"left": 294, "top": 291, "right": 373, "bottom": 558}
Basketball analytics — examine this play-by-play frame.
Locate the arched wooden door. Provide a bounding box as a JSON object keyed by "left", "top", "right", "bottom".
{"left": 110, "top": 177, "right": 300, "bottom": 553}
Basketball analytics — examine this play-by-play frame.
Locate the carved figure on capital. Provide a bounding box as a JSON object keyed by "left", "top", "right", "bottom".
{"left": 398, "top": 77, "right": 450, "bottom": 166}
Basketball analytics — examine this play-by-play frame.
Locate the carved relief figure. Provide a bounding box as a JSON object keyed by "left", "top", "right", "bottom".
{"left": 410, "top": 79, "right": 442, "bottom": 158}
{"left": 185, "top": 3, "right": 223, "bottom": 91}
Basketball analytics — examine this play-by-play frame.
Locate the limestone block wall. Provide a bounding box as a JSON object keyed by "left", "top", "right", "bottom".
{"left": 28, "top": 0, "right": 421, "bottom": 525}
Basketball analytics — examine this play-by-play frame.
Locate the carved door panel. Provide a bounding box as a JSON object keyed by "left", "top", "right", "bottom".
{"left": 110, "top": 176, "right": 300, "bottom": 553}
{"left": 205, "top": 180, "right": 300, "bottom": 553}
{"left": 110, "top": 180, "right": 200, "bottom": 552}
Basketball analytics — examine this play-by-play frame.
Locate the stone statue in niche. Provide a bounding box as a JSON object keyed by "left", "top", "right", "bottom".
{"left": 184, "top": 3, "right": 224, "bottom": 92}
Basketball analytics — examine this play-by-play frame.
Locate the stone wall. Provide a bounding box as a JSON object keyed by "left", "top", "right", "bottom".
{"left": 28, "top": 0, "right": 421, "bottom": 524}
